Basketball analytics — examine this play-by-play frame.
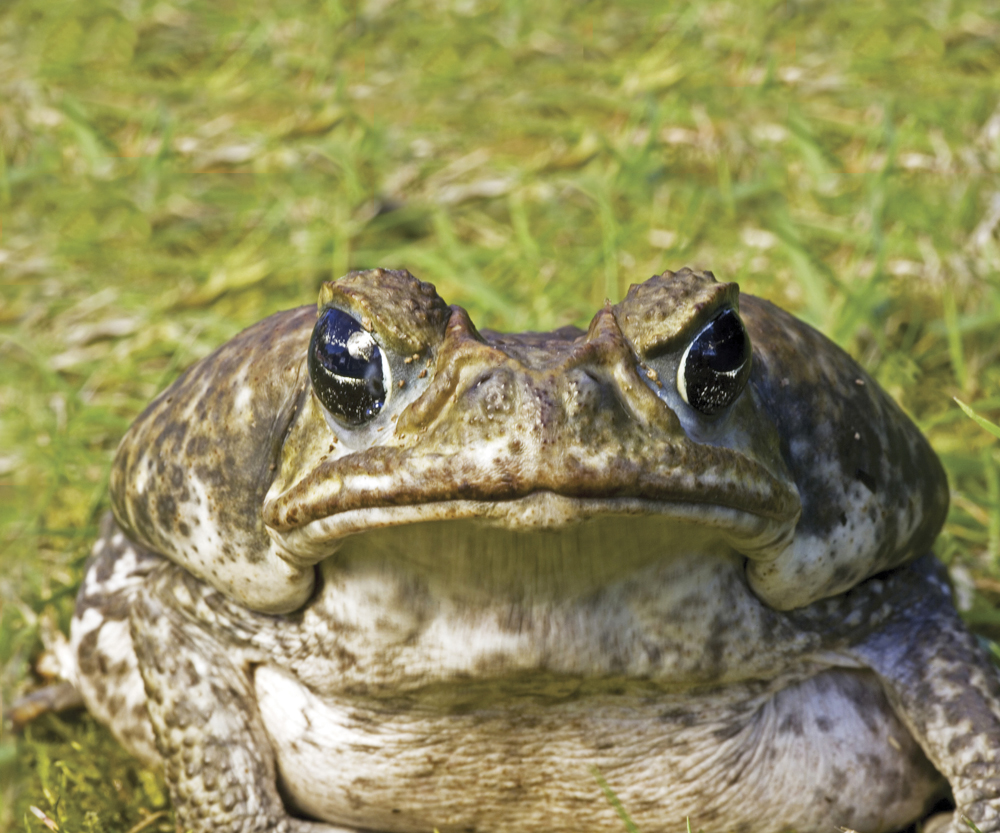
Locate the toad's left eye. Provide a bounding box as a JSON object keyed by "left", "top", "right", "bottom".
{"left": 676, "top": 308, "right": 752, "bottom": 416}
{"left": 309, "top": 308, "right": 387, "bottom": 426}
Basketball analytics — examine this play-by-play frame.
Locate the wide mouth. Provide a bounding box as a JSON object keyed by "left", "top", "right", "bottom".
{"left": 263, "top": 438, "right": 801, "bottom": 535}
{"left": 264, "top": 490, "right": 798, "bottom": 576}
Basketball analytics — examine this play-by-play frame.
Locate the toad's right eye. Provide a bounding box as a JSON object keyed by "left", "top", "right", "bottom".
{"left": 676, "top": 308, "right": 752, "bottom": 416}
{"left": 308, "top": 308, "right": 387, "bottom": 426}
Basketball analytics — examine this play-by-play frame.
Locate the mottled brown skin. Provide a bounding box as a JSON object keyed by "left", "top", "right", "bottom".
{"left": 66, "top": 268, "right": 999, "bottom": 833}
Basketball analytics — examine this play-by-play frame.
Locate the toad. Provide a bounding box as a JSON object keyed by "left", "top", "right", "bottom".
{"left": 63, "top": 268, "right": 1000, "bottom": 832}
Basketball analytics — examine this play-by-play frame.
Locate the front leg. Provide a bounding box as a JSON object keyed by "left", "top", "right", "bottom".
{"left": 131, "top": 564, "right": 356, "bottom": 833}
{"left": 831, "top": 557, "right": 1000, "bottom": 833}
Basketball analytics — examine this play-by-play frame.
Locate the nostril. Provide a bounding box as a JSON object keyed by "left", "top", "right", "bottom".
{"left": 471, "top": 369, "right": 497, "bottom": 389}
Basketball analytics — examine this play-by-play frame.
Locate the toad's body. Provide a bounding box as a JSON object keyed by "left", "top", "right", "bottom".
{"left": 66, "top": 269, "right": 1000, "bottom": 833}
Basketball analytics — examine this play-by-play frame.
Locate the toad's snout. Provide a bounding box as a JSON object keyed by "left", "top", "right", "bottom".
{"left": 395, "top": 306, "right": 680, "bottom": 455}
{"left": 262, "top": 301, "right": 801, "bottom": 562}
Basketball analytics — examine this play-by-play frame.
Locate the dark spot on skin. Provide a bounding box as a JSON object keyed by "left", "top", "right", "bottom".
{"left": 344, "top": 788, "right": 366, "bottom": 810}
{"left": 816, "top": 716, "right": 832, "bottom": 732}
{"left": 831, "top": 562, "right": 859, "bottom": 589}
{"left": 126, "top": 487, "right": 156, "bottom": 547}
{"left": 157, "top": 420, "right": 189, "bottom": 456}
{"left": 659, "top": 708, "right": 698, "bottom": 728}
{"left": 121, "top": 725, "right": 149, "bottom": 746}
{"left": 155, "top": 492, "right": 177, "bottom": 529}
{"left": 701, "top": 611, "right": 733, "bottom": 677}
{"left": 778, "top": 712, "right": 804, "bottom": 737}
{"left": 712, "top": 721, "right": 745, "bottom": 742}
{"left": 856, "top": 468, "right": 877, "bottom": 493}
{"left": 76, "top": 629, "right": 101, "bottom": 676}
{"left": 182, "top": 659, "right": 202, "bottom": 687}
{"left": 326, "top": 642, "right": 359, "bottom": 672}
{"left": 193, "top": 463, "right": 226, "bottom": 489}
{"left": 839, "top": 673, "right": 883, "bottom": 735}
{"left": 91, "top": 677, "right": 108, "bottom": 704}
{"left": 93, "top": 551, "right": 116, "bottom": 583}
{"left": 186, "top": 435, "right": 210, "bottom": 458}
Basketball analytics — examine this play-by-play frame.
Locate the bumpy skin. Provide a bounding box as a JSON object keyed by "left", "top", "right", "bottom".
{"left": 66, "top": 268, "right": 999, "bottom": 833}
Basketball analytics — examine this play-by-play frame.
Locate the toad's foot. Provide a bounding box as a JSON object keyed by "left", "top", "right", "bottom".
{"left": 840, "top": 558, "right": 1000, "bottom": 833}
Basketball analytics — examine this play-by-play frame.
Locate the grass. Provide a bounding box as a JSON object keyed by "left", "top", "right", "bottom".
{"left": 2, "top": 0, "right": 1000, "bottom": 829}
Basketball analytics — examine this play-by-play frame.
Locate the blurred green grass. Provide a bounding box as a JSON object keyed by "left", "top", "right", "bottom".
{"left": 2, "top": 0, "right": 1000, "bottom": 829}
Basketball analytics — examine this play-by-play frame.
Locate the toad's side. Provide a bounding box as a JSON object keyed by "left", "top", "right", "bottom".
{"left": 63, "top": 269, "right": 1000, "bottom": 833}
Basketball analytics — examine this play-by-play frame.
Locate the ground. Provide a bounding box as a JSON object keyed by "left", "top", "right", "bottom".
{"left": 2, "top": 0, "right": 1000, "bottom": 830}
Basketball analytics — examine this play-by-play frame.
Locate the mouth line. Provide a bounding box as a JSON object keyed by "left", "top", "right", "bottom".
{"left": 264, "top": 491, "right": 799, "bottom": 567}
{"left": 263, "top": 445, "right": 801, "bottom": 538}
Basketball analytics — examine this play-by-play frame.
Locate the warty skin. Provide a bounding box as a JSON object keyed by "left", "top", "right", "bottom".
{"left": 63, "top": 268, "right": 1000, "bottom": 833}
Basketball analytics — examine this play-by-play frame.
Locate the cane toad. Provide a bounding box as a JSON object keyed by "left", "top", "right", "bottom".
{"left": 66, "top": 268, "right": 1000, "bottom": 833}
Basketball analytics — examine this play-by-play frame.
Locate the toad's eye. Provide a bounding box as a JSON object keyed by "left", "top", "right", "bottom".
{"left": 676, "top": 308, "right": 752, "bottom": 416}
{"left": 309, "top": 308, "right": 387, "bottom": 426}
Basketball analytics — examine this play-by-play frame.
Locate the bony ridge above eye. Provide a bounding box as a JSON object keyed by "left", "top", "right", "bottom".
{"left": 308, "top": 306, "right": 388, "bottom": 426}
{"left": 676, "top": 308, "right": 752, "bottom": 416}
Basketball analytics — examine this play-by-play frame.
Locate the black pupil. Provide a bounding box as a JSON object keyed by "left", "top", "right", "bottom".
{"left": 698, "top": 309, "right": 748, "bottom": 373}
{"left": 682, "top": 309, "right": 751, "bottom": 415}
{"left": 308, "top": 308, "right": 386, "bottom": 425}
